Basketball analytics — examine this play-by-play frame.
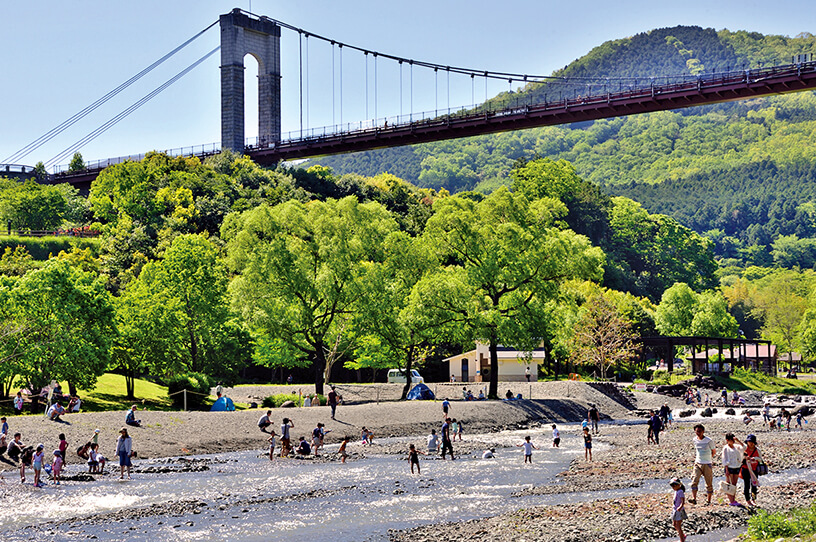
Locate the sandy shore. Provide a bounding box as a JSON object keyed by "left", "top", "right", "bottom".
{"left": 3, "top": 382, "right": 812, "bottom": 542}
{"left": 0, "top": 381, "right": 651, "bottom": 468}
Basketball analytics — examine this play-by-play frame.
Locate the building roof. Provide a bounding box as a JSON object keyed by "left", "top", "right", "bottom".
{"left": 685, "top": 344, "right": 776, "bottom": 360}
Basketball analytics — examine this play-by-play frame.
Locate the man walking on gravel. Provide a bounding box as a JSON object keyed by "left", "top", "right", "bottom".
{"left": 588, "top": 404, "right": 600, "bottom": 435}
{"left": 440, "top": 417, "right": 455, "bottom": 460}
{"left": 328, "top": 386, "right": 342, "bottom": 420}
{"left": 690, "top": 423, "right": 716, "bottom": 505}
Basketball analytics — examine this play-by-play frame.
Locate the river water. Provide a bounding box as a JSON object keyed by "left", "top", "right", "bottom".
{"left": 1, "top": 425, "right": 812, "bottom": 542}
{"left": 0, "top": 428, "right": 595, "bottom": 541}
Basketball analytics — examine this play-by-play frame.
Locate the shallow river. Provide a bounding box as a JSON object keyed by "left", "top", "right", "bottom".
{"left": 0, "top": 428, "right": 593, "bottom": 541}
{"left": 1, "top": 424, "right": 812, "bottom": 542}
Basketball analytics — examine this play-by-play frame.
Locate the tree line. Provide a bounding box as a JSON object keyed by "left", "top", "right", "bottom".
{"left": 0, "top": 153, "right": 739, "bottom": 401}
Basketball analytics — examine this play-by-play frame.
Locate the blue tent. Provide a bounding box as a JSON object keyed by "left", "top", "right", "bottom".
{"left": 406, "top": 382, "right": 435, "bottom": 401}
{"left": 210, "top": 396, "right": 235, "bottom": 411}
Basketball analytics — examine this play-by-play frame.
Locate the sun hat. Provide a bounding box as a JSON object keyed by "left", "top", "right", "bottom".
{"left": 669, "top": 477, "right": 682, "bottom": 486}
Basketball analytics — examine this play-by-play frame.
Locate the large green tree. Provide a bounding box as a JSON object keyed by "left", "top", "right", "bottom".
{"left": 350, "top": 231, "right": 440, "bottom": 398}
{"left": 0, "top": 179, "right": 67, "bottom": 231}
{"left": 412, "top": 187, "right": 604, "bottom": 398}
{"left": 224, "top": 196, "right": 398, "bottom": 395}
{"left": 3, "top": 259, "right": 115, "bottom": 400}
{"left": 117, "top": 234, "right": 249, "bottom": 386}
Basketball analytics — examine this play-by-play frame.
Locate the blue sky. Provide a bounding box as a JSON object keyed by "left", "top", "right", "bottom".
{"left": 2, "top": 0, "right": 816, "bottom": 170}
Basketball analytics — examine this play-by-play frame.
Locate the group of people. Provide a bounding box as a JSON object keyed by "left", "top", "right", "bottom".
{"left": 0, "top": 424, "right": 136, "bottom": 486}
{"left": 670, "top": 424, "right": 767, "bottom": 542}
{"left": 461, "top": 387, "right": 486, "bottom": 401}
{"left": 762, "top": 402, "right": 805, "bottom": 431}
{"left": 6, "top": 387, "right": 83, "bottom": 421}
{"left": 263, "top": 417, "right": 351, "bottom": 462}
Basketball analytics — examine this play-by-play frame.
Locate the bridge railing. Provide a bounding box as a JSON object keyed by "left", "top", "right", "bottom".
{"left": 52, "top": 142, "right": 222, "bottom": 175}
{"left": 260, "top": 61, "right": 816, "bottom": 152}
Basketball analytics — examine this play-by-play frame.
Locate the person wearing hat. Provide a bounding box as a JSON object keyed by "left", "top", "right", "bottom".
{"left": 669, "top": 477, "right": 688, "bottom": 542}
{"left": 741, "top": 434, "right": 763, "bottom": 506}
{"left": 116, "top": 427, "right": 133, "bottom": 479}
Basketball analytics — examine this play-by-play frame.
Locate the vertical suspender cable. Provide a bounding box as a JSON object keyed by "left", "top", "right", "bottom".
{"left": 339, "top": 44, "right": 343, "bottom": 127}
{"left": 436, "top": 68, "right": 440, "bottom": 116}
{"left": 365, "top": 52, "right": 369, "bottom": 121}
{"left": 410, "top": 61, "right": 413, "bottom": 122}
{"left": 447, "top": 67, "right": 450, "bottom": 112}
{"left": 331, "top": 41, "right": 336, "bottom": 127}
{"left": 471, "top": 73, "right": 475, "bottom": 108}
{"left": 484, "top": 71, "right": 488, "bottom": 111}
{"left": 306, "top": 35, "right": 310, "bottom": 132}
{"left": 299, "top": 31, "right": 303, "bottom": 138}
{"left": 374, "top": 53, "right": 378, "bottom": 124}
{"left": 399, "top": 60, "right": 403, "bottom": 118}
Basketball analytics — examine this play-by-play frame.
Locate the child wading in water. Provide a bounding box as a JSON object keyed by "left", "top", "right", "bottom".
{"left": 408, "top": 444, "right": 426, "bottom": 474}
{"left": 517, "top": 436, "right": 537, "bottom": 463}
{"left": 268, "top": 431, "right": 277, "bottom": 460}
{"left": 338, "top": 436, "right": 350, "bottom": 463}
{"left": 583, "top": 427, "right": 592, "bottom": 461}
{"left": 669, "top": 477, "right": 688, "bottom": 542}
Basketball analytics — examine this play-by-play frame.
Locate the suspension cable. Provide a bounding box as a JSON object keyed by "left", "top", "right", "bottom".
{"left": 299, "top": 31, "right": 303, "bottom": 137}
{"left": 4, "top": 20, "right": 219, "bottom": 164}
{"left": 339, "top": 44, "right": 343, "bottom": 127}
{"left": 46, "top": 47, "right": 220, "bottom": 169}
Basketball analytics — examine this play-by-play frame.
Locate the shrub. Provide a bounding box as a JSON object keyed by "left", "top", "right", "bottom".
{"left": 262, "top": 393, "right": 303, "bottom": 408}
{"left": 651, "top": 370, "right": 670, "bottom": 385}
{"left": 166, "top": 372, "right": 211, "bottom": 409}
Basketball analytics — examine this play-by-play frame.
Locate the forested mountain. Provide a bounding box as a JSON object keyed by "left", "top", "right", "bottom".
{"left": 307, "top": 26, "right": 816, "bottom": 264}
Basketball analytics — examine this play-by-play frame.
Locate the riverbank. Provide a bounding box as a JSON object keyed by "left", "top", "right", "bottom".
{"left": 0, "top": 381, "right": 657, "bottom": 469}
{"left": 2, "top": 383, "right": 813, "bottom": 542}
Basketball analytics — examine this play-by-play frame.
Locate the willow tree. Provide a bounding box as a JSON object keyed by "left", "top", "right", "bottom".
{"left": 223, "top": 196, "right": 397, "bottom": 395}
{"left": 412, "top": 187, "right": 604, "bottom": 399}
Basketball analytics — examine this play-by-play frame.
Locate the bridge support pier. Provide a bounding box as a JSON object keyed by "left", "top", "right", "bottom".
{"left": 220, "top": 9, "right": 281, "bottom": 153}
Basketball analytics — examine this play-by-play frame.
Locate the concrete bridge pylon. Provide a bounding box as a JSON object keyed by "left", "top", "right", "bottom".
{"left": 220, "top": 8, "right": 281, "bottom": 152}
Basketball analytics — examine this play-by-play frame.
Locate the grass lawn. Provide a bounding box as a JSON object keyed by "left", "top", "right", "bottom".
{"left": 66, "top": 374, "right": 175, "bottom": 412}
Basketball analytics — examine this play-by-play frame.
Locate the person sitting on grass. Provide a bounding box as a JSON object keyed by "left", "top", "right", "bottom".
{"left": 125, "top": 405, "right": 141, "bottom": 427}
{"left": 47, "top": 402, "right": 66, "bottom": 422}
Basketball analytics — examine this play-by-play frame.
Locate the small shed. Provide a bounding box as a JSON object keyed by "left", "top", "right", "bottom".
{"left": 445, "top": 342, "right": 544, "bottom": 383}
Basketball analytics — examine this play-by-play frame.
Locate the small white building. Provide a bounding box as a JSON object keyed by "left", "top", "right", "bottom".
{"left": 445, "top": 343, "right": 545, "bottom": 382}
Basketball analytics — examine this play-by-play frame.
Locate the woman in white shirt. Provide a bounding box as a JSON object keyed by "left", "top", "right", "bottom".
{"left": 721, "top": 433, "right": 745, "bottom": 506}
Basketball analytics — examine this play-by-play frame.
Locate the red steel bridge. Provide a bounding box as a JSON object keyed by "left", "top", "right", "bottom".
{"left": 50, "top": 60, "right": 816, "bottom": 192}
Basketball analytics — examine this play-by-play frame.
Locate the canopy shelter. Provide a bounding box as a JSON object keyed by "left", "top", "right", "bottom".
{"left": 635, "top": 336, "right": 776, "bottom": 377}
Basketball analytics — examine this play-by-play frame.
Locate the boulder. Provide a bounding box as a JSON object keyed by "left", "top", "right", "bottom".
{"left": 280, "top": 400, "right": 296, "bottom": 408}
{"left": 655, "top": 383, "right": 687, "bottom": 397}
{"left": 701, "top": 407, "right": 713, "bottom": 417}
{"left": 679, "top": 410, "right": 695, "bottom": 418}
{"left": 745, "top": 409, "right": 761, "bottom": 416}
{"left": 792, "top": 405, "right": 814, "bottom": 417}
{"left": 725, "top": 408, "right": 736, "bottom": 415}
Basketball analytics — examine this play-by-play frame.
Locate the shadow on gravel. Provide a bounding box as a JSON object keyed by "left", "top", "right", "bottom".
{"left": 502, "top": 399, "right": 593, "bottom": 423}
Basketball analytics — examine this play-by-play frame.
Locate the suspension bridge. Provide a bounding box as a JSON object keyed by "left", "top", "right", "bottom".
{"left": 5, "top": 8, "right": 816, "bottom": 193}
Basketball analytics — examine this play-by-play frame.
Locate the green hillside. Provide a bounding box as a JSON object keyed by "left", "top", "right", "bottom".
{"left": 306, "top": 26, "right": 816, "bottom": 264}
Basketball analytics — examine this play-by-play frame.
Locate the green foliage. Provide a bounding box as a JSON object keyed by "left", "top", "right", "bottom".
{"left": 748, "top": 501, "right": 816, "bottom": 539}
{"left": 68, "top": 152, "right": 85, "bottom": 173}
{"left": 0, "top": 236, "right": 99, "bottom": 261}
{"left": 1, "top": 259, "right": 115, "bottom": 395}
{"left": 716, "top": 367, "right": 815, "bottom": 394}
{"left": 656, "top": 283, "right": 738, "bottom": 337}
{"left": 0, "top": 179, "right": 68, "bottom": 231}
{"left": 166, "top": 371, "right": 211, "bottom": 409}
{"left": 224, "top": 196, "right": 399, "bottom": 395}
{"left": 262, "top": 393, "right": 303, "bottom": 408}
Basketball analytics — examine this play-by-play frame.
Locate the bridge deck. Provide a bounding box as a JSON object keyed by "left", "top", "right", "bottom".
{"left": 52, "top": 61, "right": 816, "bottom": 189}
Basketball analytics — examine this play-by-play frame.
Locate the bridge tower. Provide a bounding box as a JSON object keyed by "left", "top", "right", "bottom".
{"left": 220, "top": 9, "right": 281, "bottom": 152}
